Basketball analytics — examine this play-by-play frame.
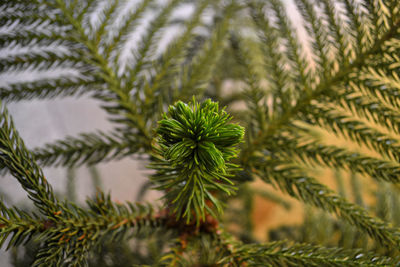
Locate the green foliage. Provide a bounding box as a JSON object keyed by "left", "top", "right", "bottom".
{"left": 223, "top": 240, "right": 396, "bottom": 266}
{"left": 1, "top": 0, "right": 400, "bottom": 265}
{"left": 151, "top": 99, "right": 244, "bottom": 222}
{"left": 33, "top": 130, "right": 144, "bottom": 167}
{"left": 0, "top": 103, "right": 60, "bottom": 216}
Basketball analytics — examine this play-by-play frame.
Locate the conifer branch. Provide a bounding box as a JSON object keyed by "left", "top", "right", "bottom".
{"left": 246, "top": 11, "right": 400, "bottom": 157}
{"left": 0, "top": 9, "right": 61, "bottom": 32}
{"left": 124, "top": 0, "right": 183, "bottom": 87}
{"left": 105, "top": 0, "right": 154, "bottom": 60}
{"left": 269, "top": 0, "right": 310, "bottom": 91}
{"left": 139, "top": 0, "right": 216, "bottom": 110}
{"left": 49, "top": 0, "right": 152, "bottom": 142}
{"left": 305, "top": 104, "right": 400, "bottom": 163}
{"left": 32, "top": 196, "right": 165, "bottom": 266}
{"left": 0, "top": 202, "right": 42, "bottom": 250}
{"left": 253, "top": 158, "right": 400, "bottom": 247}
{"left": 93, "top": 0, "right": 120, "bottom": 46}
{"left": 223, "top": 241, "right": 395, "bottom": 266}
{"left": 230, "top": 34, "right": 267, "bottom": 134}
{"left": 318, "top": 0, "right": 350, "bottom": 63}
{"left": 249, "top": 2, "right": 291, "bottom": 112}
{"left": 295, "top": 0, "right": 330, "bottom": 76}
{"left": 0, "top": 103, "right": 59, "bottom": 216}
{"left": 179, "top": 2, "right": 237, "bottom": 98}
{"left": 276, "top": 134, "right": 400, "bottom": 183}
{"left": 32, "top": 130, "right": 145, "bottom": 167}
{"left": 0, "top": 78, "right": 103, "bottom": 102}
{"left": 0, "top": 30, "right": 73, "bottom": 48}
{"left": 0, "top": 52, "right": 87, "bottom": 74}
{"left": 329, "top": 85, "right": 400, "bottom": 135}
{"left": 362, "top": 0, "right": 380, "bottom": 40}
{"left": 0, "top": 8, "right": 72, "bottom": 47}
{"left": 341, "top": 0, "right": 369, "bottom": 54}
{"left": 357, "top": 66, "right": 400, "bottom": 109}
{"left": 1, "top": 193, "right": 166, "bottom": 266}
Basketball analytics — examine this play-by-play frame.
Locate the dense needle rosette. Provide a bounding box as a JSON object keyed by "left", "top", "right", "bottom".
{"left": 158, "top": 99, "right": 243, "bottom": 171}
{"left": 151, "top": 99, "right": 244, "bottom": 223}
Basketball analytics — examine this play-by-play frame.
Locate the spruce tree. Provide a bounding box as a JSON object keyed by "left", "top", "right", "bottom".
{"left": 1, "top": 0, "right": 400, "bottom": 266}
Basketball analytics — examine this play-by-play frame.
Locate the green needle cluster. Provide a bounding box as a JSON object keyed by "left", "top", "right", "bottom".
{"left": 151, "top": 99, "right": 244, "bottom": 223}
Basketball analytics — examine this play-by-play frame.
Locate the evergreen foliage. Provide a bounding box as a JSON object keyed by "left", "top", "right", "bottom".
{"left": 151, "top": 99, "right": 244, "bottom": 223}
{"left": 1, "top": 0, "right": 400, "bottom": 265}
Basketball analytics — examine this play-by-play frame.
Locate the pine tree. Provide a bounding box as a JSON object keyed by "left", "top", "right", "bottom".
{"left": 1, "top": 0, "right": 400, "bottom": 266}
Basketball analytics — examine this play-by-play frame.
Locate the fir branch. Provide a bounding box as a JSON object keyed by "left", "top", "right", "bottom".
{"left": 179, "top": 2, "right": 237, "bottom": 98}
{"left": 0, "top": 38, "right": 77, "bottom": 54}
{"left": 0, "top": 51, "right": 84, "bottom": 72}
{"left": 33, "top": 196, "right": 165, "bottom": 267}
{"left": 74, "top": 0, "right": 98, "bottom": 24}
{"left": 0, "top": 78, "right": 102, "bottom": 102}
{"left": 105, "top": 0, "right": 154, "bottom": 60}
{"left": 0, "top": 28, "right": 71, "bottom": 49}
{"left": 1, "top": 193, "right": 166, "bottom": 266}
{"left": 328, "top": 85, "right": 400, "bottom": 135}
{"left": 32, "top": 130, "right": 145, "bottom": 168}
{"left": 248, "top": 1, "right": 295, "bottom": 113}
{"left": 49, "top": 0, "right": 152, "bottom": 142}
{"left": 275, "top": 134, "right": 400, "bottom": 183}
{"left": 253, "top": 158, "right": 400, "bottom": 247}
{"left": 0, "top": 52, "right": 90, "bottom": 75}
{"left": 224, "top": 240, "right": 395, "bottom": 266}
{"left": 121, "top": 0, "right": 217, "bottom": 135}
{"left": 0, "top": 3, "right": 63, "bottom": 27}
{"left": 295, "top": 0, "right": 330, "bottom": 76}
{"left": 0, "top": 6, "right": 71, "bottom": 46}
{"left": 0, "top": 5, "right": 60, "bottom": 27}
{"left": 159, "top": 232, "right": 229, "bottom": 266}
{"left": 0, "top": 103, "right": 59, "bottom": 216}
{"left": 0, "top": 202, "right": 42, "bottom": 250}
{"left": 340, "top": 0, "right": 372, "bottom": 54}
{"left": 245, "top": 13, "right": 400, "bottom": 158}
{"left": 356, "top": 66, "right": 400, "bottom": 109}
{"left": 362, "top": 0, "right": 380, "bottom": 40}
{"left": 269, "top": 0, "right": 310, "bottom": 92}
{"left": 93, "top": 0, "right": 120, "bottom": 46}
{"left": 305, "top": 104, "right": 400, "bottom": 163}
{"left": 0, "top": 1, "right": 36, "bottom": 12}
{"left": 318, "top": 0, "right": 350, "bottom": 63}
{"left": 139, "top": 0, "right": 215, "bottom": 108}
{"left": 124, "top": 0, "right": 182, "bottom": 86}
{"left": 230, "top": 34, "right": 268, "bottom": 134}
